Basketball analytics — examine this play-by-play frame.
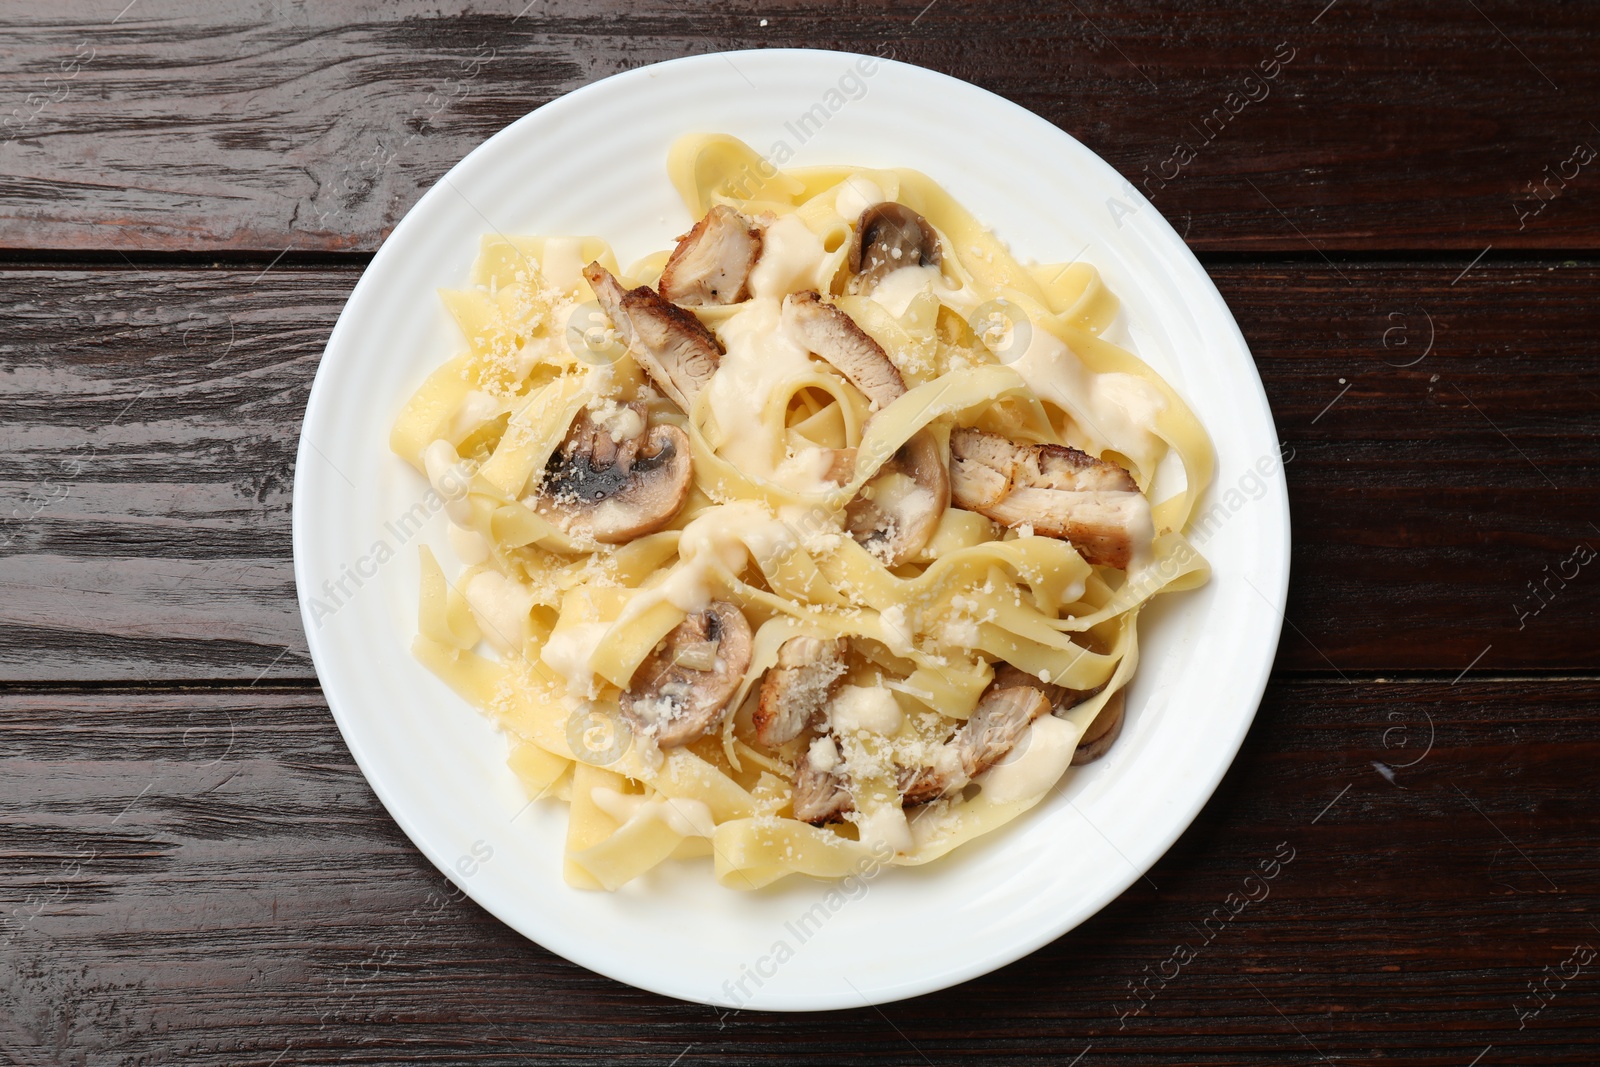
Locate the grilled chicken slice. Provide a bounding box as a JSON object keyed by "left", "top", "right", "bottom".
{"left": 583, "top": 262, "right": 723, "bottom": 415}
{"left": 792, "top": 734, "right": 853, "bottom": 824}
{"left": 898, "top": 685, "right": 1052, "bottom": 804}
{"left": 844, "top": 431, "right": 950, "bottom": 566}
{"left": 783, "top": 290, "right": 906, "bottom": 409}
{"left": 537, "top": 406, "right": 692, "bottom": 543}
{"left": 782, "top": 291, "right": 944, "bottom": 564}
{"left": 753, "top": 636, "right": 846, "bottom": 747}
{"left": 949, "top": 427, "right": 1150, "bottom": 569}
{"left": 797, "top": 681, "right": 1057, "bottom": 816}
{"left": 990, "top": 662, "right": 1123, "bottom": 765}
{"left": 658, "top": 205, "right": 763, "bottom": 306}
{"left": 621, "top": 601, "right": 752, "bottom": 748}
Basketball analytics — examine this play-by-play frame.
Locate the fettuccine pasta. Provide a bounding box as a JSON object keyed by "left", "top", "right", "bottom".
{"left": 392, "top": 134, "right": 1213, "bottom": 891}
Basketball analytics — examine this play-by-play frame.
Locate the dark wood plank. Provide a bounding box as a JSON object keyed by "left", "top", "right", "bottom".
{"left": 1, "top": 262, "right": 1597, "bottom": 681}
{"left": 1227, "top": 261, "right": 1600, "bottom": 676}
{"left": 0, "top": 681, "right": 1594, "bottom": 1064}
{"left": 2, "top": 1, "right": 1598, "bottom": 254}
{"left": 0, "top": 267, "right": 340, "bottom": 684}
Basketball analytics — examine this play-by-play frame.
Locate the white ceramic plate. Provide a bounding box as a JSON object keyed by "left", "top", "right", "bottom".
{"left": 293, "top": 48, "right": 1289, "bottom": 1011}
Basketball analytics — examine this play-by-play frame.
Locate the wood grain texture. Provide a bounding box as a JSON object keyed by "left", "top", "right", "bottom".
{"left": 2, "top": 262, "right": 1596, "bottom": 681}
{"left": 4, "top": 2, "right": 1594, "bottom": 1061}
{"left": 2, "top": 1, "right": 1598, "bottom": 254}
{"left": 0, "top": 682, "right": 1594, "bottom": 1065}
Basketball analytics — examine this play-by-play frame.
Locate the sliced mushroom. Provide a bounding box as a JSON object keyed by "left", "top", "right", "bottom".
{"left": 792, "top": 734, "right": 854, "bottom": 824}
{"left": 536, "top": 406, "right": 692, "bottom": 543}
{"left": 1071, "top": 689, "right": 1125, "bottom": 766}
{"left": 621, "top": 601, "right": 753, "bottom": 748}
{"left": 658, "top": 205, "right": 763, "bottom": 306}
{"left": 583, "top": 262, "right": 723, "bottom": 415}
{"left": 782, "top": 290, "right": 905, "bottom": 409}
{"left": 753, "top": 636, "right": 846, "bottom": 747}
{"left": 898, "top": 684, "right": 1052, "bottom": 804}
{"left": 844, "top": 431, "right": 950, "bottom": 566}
{"left": 848, "top": 203, "right": 941, "bottom": 293}
{"left": 949, "top": 427, "right": 1150, "bottom": 569}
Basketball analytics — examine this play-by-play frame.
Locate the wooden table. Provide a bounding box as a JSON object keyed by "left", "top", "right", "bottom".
{"left": 3, "top": 3, "right": 1597, "bottom": 1063}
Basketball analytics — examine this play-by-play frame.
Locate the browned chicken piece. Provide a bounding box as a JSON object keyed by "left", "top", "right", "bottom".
{"left": 658, "top": 205, "right": 763, "bottom": 306}
{"left": 783, "top": 290, "right": 906, "bottom": 409}
{"left": 991, "top": 662, "right": 1085, "bottom": 712}
{"left": 820, "top": 446, "right": 858, "bottom": 484}
{"left": 794, "top": 679, "right": 1054, "bottom": 820}
{"left": 753, "top": 636, "right": 846, "bottom": 748}
{"left": 844, "top": 431, "right": 950, "bottom": 567}
{"left": 949, "top": 426, "right": 1148, "bottom": 569}
{"left": 990, "top": 663, "right": 1124, "bottom": 765}
{"left": 898, "top": 685, "right": 1052, "bottom": 804}
{"left": 583, "top": 262, "right": 723, "bottom": 415}
{"left": 537, "top": 405, "right": 692, "bottom": 543}
{"left": 792, "top": 736, "right": 854, "bottom": 824}
{"left": 945, "top": 428, "right": 1017, "bottom": 508}
{"left": 621, "top": 602, "right": 752, "bottom": 748}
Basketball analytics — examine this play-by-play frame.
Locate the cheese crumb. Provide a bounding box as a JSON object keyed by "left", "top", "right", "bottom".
{"left": 878, "top": 604, "right": 915, "bottom": 656}
{"left": 829, "top": 685, "right": 902, "bottom": 736}
{"left": 807, "top": 735, "right": 840, "bottom": 773}
{"left": 584, "top": 396, "right": 644, "bottom": 442}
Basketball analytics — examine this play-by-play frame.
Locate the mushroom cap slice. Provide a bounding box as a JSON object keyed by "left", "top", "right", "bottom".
{"left": 1071, "top": 689, "right": 1125, "bottom": 766}
{"left": 848, "top": 202, "right": 942, "bottom": 292}
{"left": 844, "top": 430, "right": 950, "bottom": 567}
{"left": 537, "top": 407, "right": 692, "bottom": 544}
{"left": 753, "top": 636, "right": 846, "bottom": 747}
{"left": 620, "top": 601, "right": 753, "bottom": 748}
{"left": 782, "top": 290, "right": 906, "bottom": 409}
{"left": 949, "top": 426, "right": 1150, "bottom": 569}
{"left": 583, "top": 262, "right": 723, "bottom": 415}
{"left": 658, "top": 205, "right": 763, "bottom": 306}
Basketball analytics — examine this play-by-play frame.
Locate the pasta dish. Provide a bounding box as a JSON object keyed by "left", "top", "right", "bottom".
{"left": 390, "top": 134, "right": 1214, "bottom": 890}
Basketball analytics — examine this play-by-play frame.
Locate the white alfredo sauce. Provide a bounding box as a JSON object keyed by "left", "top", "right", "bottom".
{"left": 834, "top": 176, "right": 885, "bottom": 221}
{"left": 704, "top": 296, "right": 823, "bottom": 490}
{"left": 1009, "top": 328, "right": 1167, "bottom": 477}
{"left": 590, "top": 786, "right": 716, "bottom": 838}
{"left": 543, "top": 502, "right": 791, "bottom": 694}
{"left": 539, "top": 236, "right": 588, "bottom": 295}
{"left": 977, "top": 713, "right": 1082, "bottom": 804}
{"left": 868, "top": 263, "right": 981, "bottom": 319}
{"left": 747, "top": 214, "right": 828, "bottom": 299}
{"left": 463, "top": 570, "right": 533, "bottom": 654}
{"left": 422, "top": 438, "right": 474, "bottom": 525}
{"left": 702, "top": 212, "right": 847, "bottom": 497}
